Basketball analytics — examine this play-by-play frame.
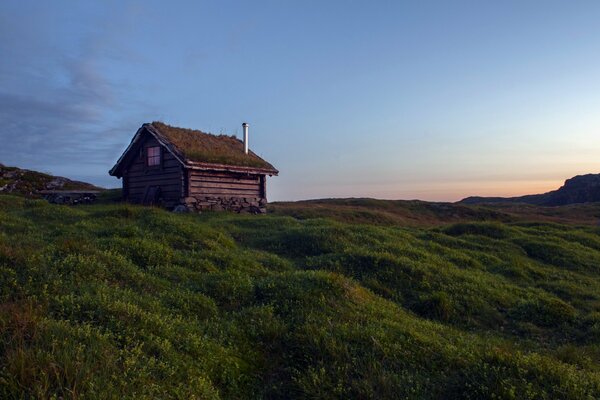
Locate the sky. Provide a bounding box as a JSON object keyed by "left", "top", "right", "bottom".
{"left": 1, "top": 1, "right": 600, "bottom": 201}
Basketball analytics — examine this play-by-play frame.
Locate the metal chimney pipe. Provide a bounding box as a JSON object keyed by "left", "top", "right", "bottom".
{"left": 242, "top": 122, "right": 249, "bottom": 154}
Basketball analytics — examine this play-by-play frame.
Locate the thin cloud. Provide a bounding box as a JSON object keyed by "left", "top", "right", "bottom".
{"left": 0, "top": 6, "right": 152, "bottom": 186}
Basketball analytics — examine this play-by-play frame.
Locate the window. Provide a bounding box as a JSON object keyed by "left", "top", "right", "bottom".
{"left": 147, "top": 146, "right": 161, "bottom": 166}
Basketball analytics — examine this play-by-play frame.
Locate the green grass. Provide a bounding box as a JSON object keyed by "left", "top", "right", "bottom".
{"left": 269, "top": 198, "right": 600, "bottom": 226}
{"left": 1, "top": 194, "right": 600, "bottom": 398}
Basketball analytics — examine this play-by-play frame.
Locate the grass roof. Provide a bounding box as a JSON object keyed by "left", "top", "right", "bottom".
{"left": 150, "top": 122, "right": 276, "bottom": 171}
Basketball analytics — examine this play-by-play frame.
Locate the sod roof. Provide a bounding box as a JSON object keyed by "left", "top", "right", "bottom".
{"left": 149, "top": 122, "right": 277, "bottom": 172}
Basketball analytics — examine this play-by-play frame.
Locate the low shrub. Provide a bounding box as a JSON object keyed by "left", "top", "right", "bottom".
{"left": 444, "top": 222, "right": 512, "bottom": 239}
{"left": 416, "top": 291, "right": 455, "bottom": 321}
{"left": 509, "top": 296, "right": 577, "bottom": 327}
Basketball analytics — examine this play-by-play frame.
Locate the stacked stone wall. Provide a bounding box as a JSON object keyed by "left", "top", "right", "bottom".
{"left": 181, "top": 196, "right": 267, "bottom": 214}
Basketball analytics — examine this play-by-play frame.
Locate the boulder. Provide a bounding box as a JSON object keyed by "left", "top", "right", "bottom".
{"left": 172, "top": 205, "right": 190, "bottom": 213}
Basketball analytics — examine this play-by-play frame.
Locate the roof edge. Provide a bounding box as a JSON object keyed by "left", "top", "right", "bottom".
{"left": 185, "top": 161, "right": 279, "bottom": 176}
{"left": 109, "top": 125, "right": 145, "bottom": 177}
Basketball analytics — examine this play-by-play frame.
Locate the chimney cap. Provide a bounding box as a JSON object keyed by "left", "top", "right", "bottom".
{"left": 242, "top": 122, "right": 249, "bottom": 127}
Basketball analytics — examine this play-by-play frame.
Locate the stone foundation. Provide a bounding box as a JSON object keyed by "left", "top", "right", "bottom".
{"left": 43, "top": 191, "right": 100, "bottom": 205}
{"left": 180, "top": 196, "right": 267, "bottom": 214}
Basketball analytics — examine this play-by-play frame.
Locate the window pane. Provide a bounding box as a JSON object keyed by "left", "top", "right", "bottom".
{"left": 147, "top": 146, "right": 160, "bottom": 166}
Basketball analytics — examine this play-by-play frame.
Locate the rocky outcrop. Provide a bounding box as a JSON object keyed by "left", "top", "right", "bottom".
{"left": 0, "top": 163, "right": 102, "bottom": 198}
{"left": 43, "top": 191, "right": 100, "bottom": 205}
{"left": 461, "top": 173, "right": 600, "bottom": 206}
{"left": 181, "top": 196, "right": 267, "bottom": 214}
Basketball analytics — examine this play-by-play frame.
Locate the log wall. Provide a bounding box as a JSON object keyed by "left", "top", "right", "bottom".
{"left": 122, "top": 136, "right": 184, "bottom": 208}
{"left": 185, "top": 170, "right": 267, "bottom": 213}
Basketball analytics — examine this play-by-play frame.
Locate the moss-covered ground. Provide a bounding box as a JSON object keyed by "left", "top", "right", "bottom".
{"left": 1, "top": 195, "right": 599, "bottom": 398}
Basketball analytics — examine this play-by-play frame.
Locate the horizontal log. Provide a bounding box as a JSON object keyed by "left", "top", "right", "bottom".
{"left": 127, "top": 184, "right": 181, "bottom": 192}
{"left": 190, "top": 187, "right": 259, "bottom": 195}
{"left": 189, "top": 171, "right": 260, "bottom": 180}
{"left": 189, "top": 188, "right": 261, "bottom": 196}
{"left": 128, "top": 185, "right": 182, "bottom": 194}
{"left": 129, "top": 188, "right": 181, "bottom": 195}
{"left": 128, "top": 159, "right": 181, "bottom": 170}
{"left": 127, "top": 172, "right": 181, "bottom": 181}
{"left": 125, "top": 169, "right": 183, "bottom": 178}
{"left": 189, "top": 183, "right": 260, "bottom": 192}
{"left": 190, "top": 177, "right": 260, "bottom": 185}
{"left": 185, "top": 195, "right": 262, "bottom": 201}
{"left": 127, "top": 172, "right": 182, "bottom": 182}
{"left": 189, "top": 191, "right": 259, "bottom": 198}
{"left": 127, "top": 192, "right": 181, "bottom": 200}
{"left": 127, "top": 175, "right": 182, "bottom": 184}
{"left": 127, "top": 182, "right": 181, "bottom": 191}
{"left": 127, "top": 183, "right": 181, "bottom": 190}
{"left": 126, "top": 174, "right": 180, "bottom": 182}
{"left": 186, "top": 161, "right": 277, "bottom": 176}
{"left": 128, "top": 164, "right": 181, "bottom": 173}
{"left": 189, "top": 181, "right": 260, "bottom": 190}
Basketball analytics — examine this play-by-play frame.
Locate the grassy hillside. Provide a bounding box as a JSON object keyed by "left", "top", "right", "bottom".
{"left": 270, "top": 198, "right": 600, "bottom": 226}
{"left": 1, "top": 195, "right": 600, "bottom": 398}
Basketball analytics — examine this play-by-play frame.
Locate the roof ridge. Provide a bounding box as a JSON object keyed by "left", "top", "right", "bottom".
{"left": 148, "top": 121, "right": 278, "bottom": 174}
{"left": 151, "top": 121, "right": 239, "bottom": 140}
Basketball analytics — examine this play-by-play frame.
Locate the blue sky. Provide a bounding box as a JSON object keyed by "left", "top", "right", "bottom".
{"left": 1, "top": 1, "right": 600, "bottom": 201}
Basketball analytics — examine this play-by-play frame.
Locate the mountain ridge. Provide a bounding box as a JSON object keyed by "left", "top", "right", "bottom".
{"left": 460, "top": 173, "right": 600, "bottom": 206}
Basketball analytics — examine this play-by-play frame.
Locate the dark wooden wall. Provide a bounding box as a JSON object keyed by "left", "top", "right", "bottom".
{"left": 122, "top": 136, "right": 184, "bottom": 207}
{"left": 188, "top": 170, "right": 265, "bottom": 200}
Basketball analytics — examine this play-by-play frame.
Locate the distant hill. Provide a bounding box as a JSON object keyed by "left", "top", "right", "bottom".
{"left": 0, "top": 163, "right": 102, "bottom": 197}
{"left": 461, "top": 173, "right": 600, "bottom": 206}
{"left": 270, "top": 197, "right": 600, "bottom": 226}
{"left": 270, "top": 198, "right": 511, "bottom": 226}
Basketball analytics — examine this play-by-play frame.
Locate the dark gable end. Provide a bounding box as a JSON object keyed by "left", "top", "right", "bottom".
{"left": 109, "top": 125, "right": 184, "bottom": 178}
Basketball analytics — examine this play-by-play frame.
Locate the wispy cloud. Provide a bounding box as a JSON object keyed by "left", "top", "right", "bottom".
{"left": 0, "top": 5, "right": 150, "bottom": 185}
{"left": 0, "top": 58, "right": 117, "bottom": 164}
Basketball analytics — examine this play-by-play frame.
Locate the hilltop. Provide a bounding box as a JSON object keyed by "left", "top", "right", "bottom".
{"left": 0, "top": 163, "right": 102, "bottom": 198}
{"left": 1, "top": 194, "right": 599, "bottom": 398}
{"left": 270, "top": 197, "right": 600, "bottom": 226}
{"left": 461, "top": 173, "right": 600, "bottom": 206}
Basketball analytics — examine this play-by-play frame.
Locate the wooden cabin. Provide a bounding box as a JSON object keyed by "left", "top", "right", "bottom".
{"left": 109, "top": 122, "right": 278, "bottom": 213}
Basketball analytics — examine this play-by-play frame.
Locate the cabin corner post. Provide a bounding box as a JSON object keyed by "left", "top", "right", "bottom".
{"left": 181, "top": 167, "right": 189, "bottom": 199}
{"left": 122, "top": 169, "right": 129, "bottom": 200}
{"left": 260, "top": 175, "right": 267, "bottom": 201}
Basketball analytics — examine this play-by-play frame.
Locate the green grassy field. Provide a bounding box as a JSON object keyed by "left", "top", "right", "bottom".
{"left": 1, "top": 194, "right": 600, "bottom": 398}
{"left": 270, "top": 198, "right": 600, "bottom": 226}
